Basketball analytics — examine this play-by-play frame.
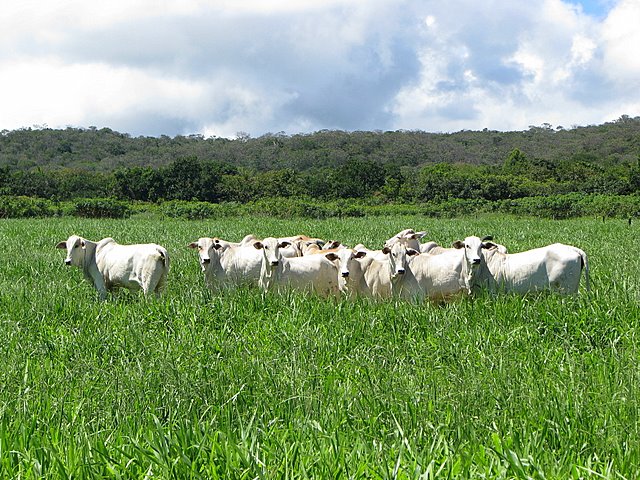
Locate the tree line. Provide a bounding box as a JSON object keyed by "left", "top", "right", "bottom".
{"left": 0, "top": 116, "right": 639, "bottom": 204}
{"left": 1, "top": 149, "right": 638, "bottom": 204}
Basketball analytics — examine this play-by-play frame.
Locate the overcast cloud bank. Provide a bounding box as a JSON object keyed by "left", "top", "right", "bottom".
{"left": 0, "top": 0, "right": 638, "bottom": 138}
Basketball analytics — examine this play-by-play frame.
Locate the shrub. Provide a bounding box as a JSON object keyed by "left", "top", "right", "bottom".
{"left": 422, "top": 198, "right": 490, "bottom": 218}
{"left": 0, "top": 195, "right": 58, "bottom": 218}
{"left": 160, "top": 200, "right": 241, "bottom": 219}
{"left": 495, "top": 193, "right": 640, "bottom": 219}
{"left": 73, "top": 198, "right": 131, "bottom": 219}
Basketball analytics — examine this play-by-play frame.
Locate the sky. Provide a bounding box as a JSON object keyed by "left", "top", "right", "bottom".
{"left": 0, "top": 0, "right": 638, "bottom": 139}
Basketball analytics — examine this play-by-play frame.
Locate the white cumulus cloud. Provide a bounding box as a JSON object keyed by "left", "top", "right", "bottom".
{"left": 0, "top": 0, "right": 637, "bottom": 137}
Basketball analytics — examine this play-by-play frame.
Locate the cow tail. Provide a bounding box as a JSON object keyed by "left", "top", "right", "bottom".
{"left": 157, "top": 247, "right": 170, "bottom": 270}
{"left": 575, "top": 247, "right": 590, "bottom": 293}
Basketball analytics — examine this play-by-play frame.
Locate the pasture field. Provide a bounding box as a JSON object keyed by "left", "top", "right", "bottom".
{"left": 0, "top": 214, "right": 638, "bottom": 479}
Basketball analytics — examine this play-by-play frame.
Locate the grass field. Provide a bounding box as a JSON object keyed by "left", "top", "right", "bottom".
{"left": 0, "top": 214, "right": 638, "bottom": 478}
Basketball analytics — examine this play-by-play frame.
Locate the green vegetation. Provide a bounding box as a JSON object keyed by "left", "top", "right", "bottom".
{"left": 2, "top": 193, "right": 639, "bottom": 220}
{"left": 1, "top": 117, "right": 639, "bottom": 211}
{"left": 0, "top": 215, "right": 638, "bottom": 478}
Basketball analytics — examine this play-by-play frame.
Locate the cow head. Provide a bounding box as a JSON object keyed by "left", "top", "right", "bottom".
{"left": 322, "top": 240, "right": 342, "bottom": 250}
{"left": 188, "top": 237, "right": 219, "bottom": 270}
{"left": 56, "top": 235, "right": 86, "bottom": 267}
{"left": 325, "top": 249, "right": 366, "bottom": 278}
{"left": 253, "top": 237, "right": 290, "bottom": 268}
{"left": 452, "top": 236, "right": 497, "bottom": 268}
{"left": 382, "top": 242, "right": 419, "bottom": 278}
{"left": 384, "top": 229, "right": 428, "bottom": 252}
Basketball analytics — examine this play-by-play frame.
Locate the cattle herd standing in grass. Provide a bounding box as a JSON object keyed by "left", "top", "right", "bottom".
{"left": 57, "top": 228, "right": 590, "bottom": 301}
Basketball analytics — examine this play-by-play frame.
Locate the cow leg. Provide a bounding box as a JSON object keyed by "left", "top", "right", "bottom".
{"left": 141, "top": 269, "right": 167, "bottom": 298}
{"left": 153, "top": 271, "right": 168, "bottom": 297}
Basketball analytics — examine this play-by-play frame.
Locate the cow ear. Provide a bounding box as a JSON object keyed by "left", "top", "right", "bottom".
{"left": 278, "top": 241, "right": 291, "bottom": 248}
{"left": 211, "top": 242, "right": 222, "bottom": 250}
{"left": 412, "top": 231, "right": 427, "bottom": 239}
{"left": 407, "top": 248, "right": 419, "bottom": 256}
{"left": 481, "top": 235, "right": 494, "bottom": 241}
{"left": 325, "top": 253, "right": 338, "bottom": 261}
{"left": 80, "top": 240, "right": 86, "bottom": 248}
{"left": 253, "top": 241, "right": 264, "bottom": 250}
{"left": 56, "top": 241, "right": 67, "bottom": 249}
{"left": 354, "top": 250, "right": 367, "bottom": 259}
{"left": 382, "top": 246, "right": 391, "bottom": 255}
{"left": 482, "top": 242, "right": 497, "bottom": 250}
{"left": 452, "top": 241, "right": 464, "bottom": 249}
{"left": 188, "top": 242, "right": 198, "bottom": 249}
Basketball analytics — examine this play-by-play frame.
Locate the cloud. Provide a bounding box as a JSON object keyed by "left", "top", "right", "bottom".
{"left": 389, "top": 0, "right": 639, "bottom": 132}
{"left": 0, "top": 0, "right": 637, "bottom": 137}
{"left": 601, "top": 0, "right": 640, "bottom": 82}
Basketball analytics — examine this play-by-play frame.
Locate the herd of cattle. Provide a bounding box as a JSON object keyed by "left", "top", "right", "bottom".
{"left": 56, "top": 228, "right": 590, "bottom": 301}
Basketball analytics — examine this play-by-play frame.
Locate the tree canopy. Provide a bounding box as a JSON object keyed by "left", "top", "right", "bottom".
{"left": 1, "top": 116, "right": 639, "bottom": 203}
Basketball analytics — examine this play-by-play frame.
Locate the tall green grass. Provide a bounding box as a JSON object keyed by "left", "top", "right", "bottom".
{"left": 0, "top": 215, "right": 638, "bottom": 478}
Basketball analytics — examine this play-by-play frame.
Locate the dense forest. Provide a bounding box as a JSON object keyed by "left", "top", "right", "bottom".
{"left": 0, "top": 116, "right": 639, "bottom": 216}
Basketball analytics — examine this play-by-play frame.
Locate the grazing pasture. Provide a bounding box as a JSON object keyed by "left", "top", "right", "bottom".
{"left": 0, "top": 214, "right": 638, "bottom": 478}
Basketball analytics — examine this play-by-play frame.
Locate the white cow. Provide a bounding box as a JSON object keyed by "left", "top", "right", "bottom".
{"left": 188, "top": 237, "right": 262, "bottom": 290}
{"left": 453, "top": 236, "right": 590, "bottom": 294}
{"left": 408, "top": 246, "right": 484, "bottom": 301}
{"left": 253, "top": 237, "right": 339, "bottom": 297}
{"left": 387, "top": 229, "right": 507, "bottom": 255}
{"left": 421, "top": 237, "right": 508, "bottom": 256}
{"left": 57, "top": 235, "right": 169, "bottom": 299}
{"left": 324, "top": 248, "right": 368, "bottom": 297}
{"left": 403, "top": 236, "right": 513, "bottom": 301}
{"left": 385, "top": 229, "right": 432, "bottom": 253}
{"left": 350, "top": 242, "right": 420, "bottom": 300}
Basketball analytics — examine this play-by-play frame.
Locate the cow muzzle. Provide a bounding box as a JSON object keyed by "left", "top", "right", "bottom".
{"left": 64, "top": 259, "right": 72, "bottom": 266}
{"left": 341, "top": 271, "right": 350, "bottom": 278}
{"left": 396, "top": 268, "right": 405, "bottom": 275}
{"left": 471, "top": 258, "right": 481, "bottom": 265}
{"left": 202, "top": 258, "right": 211, "bottom": 265}
{"left": 270, "top": 260, "right": 279, "bottom": 267}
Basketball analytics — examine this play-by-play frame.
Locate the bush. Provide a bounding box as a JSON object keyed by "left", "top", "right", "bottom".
{"left": 422, "top": 198, "right": 490, "bottom": 218}
{"left": 161, "top": 200, "right": 241, "bottom": 219}
{"left": 247, "top": 198, "right": 331, "bottom": 219}
{"left": 0, "top": 196, "right": 58, "bottom": 218}
{"left": 1, "top": 194, "right": 638, "bottom": 220}
{"left": 495, "top": 193, "right": 640, "bottom": 219}
{"left": 73, "top": 198, "right": 131, "bottom": 219}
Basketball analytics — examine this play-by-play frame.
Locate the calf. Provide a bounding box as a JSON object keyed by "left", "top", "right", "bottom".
{"left": 57, "top": 235, "right": 169, "bottom": 299}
